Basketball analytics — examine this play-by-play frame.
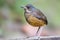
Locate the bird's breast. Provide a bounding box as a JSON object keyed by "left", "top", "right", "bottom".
{"left": 25, "top": 13, "right": 46, "bottom": 27}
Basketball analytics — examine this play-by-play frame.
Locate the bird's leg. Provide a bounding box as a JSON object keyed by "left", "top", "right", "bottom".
{"left": 26, "top": 27, "right": 41, "bottom": 39}
{"left": 36, "top": 27, "right": 44, "bottom": 40}
{"left": 35, "top": 27, "right": 40, "bottom": 40}
{"left": 36, "top": 27, "right": 40, "bottom": 36}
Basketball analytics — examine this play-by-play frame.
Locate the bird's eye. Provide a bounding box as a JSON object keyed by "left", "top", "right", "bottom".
{"left": 27, "top": 6, "right": 30, "bottom": 9}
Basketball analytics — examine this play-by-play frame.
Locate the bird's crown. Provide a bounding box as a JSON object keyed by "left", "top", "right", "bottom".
{"left": 25, "top": 4, "right": 35, "bottom": 9}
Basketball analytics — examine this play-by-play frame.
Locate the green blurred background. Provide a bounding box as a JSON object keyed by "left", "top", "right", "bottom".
{"left": 0, "top": 0, "right": 60, "bottom": 36}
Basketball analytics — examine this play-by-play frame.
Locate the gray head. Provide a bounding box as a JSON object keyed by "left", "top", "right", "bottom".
{"left": 21, "top": 4, "right": 35, "bottom": 11}
{"left": 25, "top": 4, "right": 35, "bottom": 9}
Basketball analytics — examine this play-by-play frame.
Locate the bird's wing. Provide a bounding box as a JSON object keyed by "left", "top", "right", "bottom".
{"left": 32, "top": 9, "right": 48, "bottom": 24}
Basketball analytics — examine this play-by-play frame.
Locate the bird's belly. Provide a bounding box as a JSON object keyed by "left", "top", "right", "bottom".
{"left": 27, "top": 15, "right": 45, "bottom": 27}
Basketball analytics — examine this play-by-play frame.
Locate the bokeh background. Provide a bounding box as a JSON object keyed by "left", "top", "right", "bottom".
{"left": 0, "top": 0, "right": 60, "bottom": 39}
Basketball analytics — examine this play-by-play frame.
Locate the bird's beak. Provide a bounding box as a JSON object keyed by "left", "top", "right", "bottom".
{"left": 21, "top": 6, "right": 24, "bottom": 8}
{"left": 21, "top": 6, "right": 27, "bottom": 9}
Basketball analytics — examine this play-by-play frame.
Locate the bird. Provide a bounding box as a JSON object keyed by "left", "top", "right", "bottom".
{"left": 21, "top": 4, "right": 48, "bottom": 36}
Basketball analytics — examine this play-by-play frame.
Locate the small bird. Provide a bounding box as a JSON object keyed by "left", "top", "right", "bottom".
{"left": 21, "top": 4, "right": 48, "bottom": 36}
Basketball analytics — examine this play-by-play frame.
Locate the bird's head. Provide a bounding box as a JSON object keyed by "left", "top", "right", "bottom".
{"left": 21, "top": 4, "right": 35, "bottom": 12}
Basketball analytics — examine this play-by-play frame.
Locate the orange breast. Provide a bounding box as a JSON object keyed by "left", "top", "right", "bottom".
{"left": 27, "top": 15, "right": 46, "bottom": 27}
